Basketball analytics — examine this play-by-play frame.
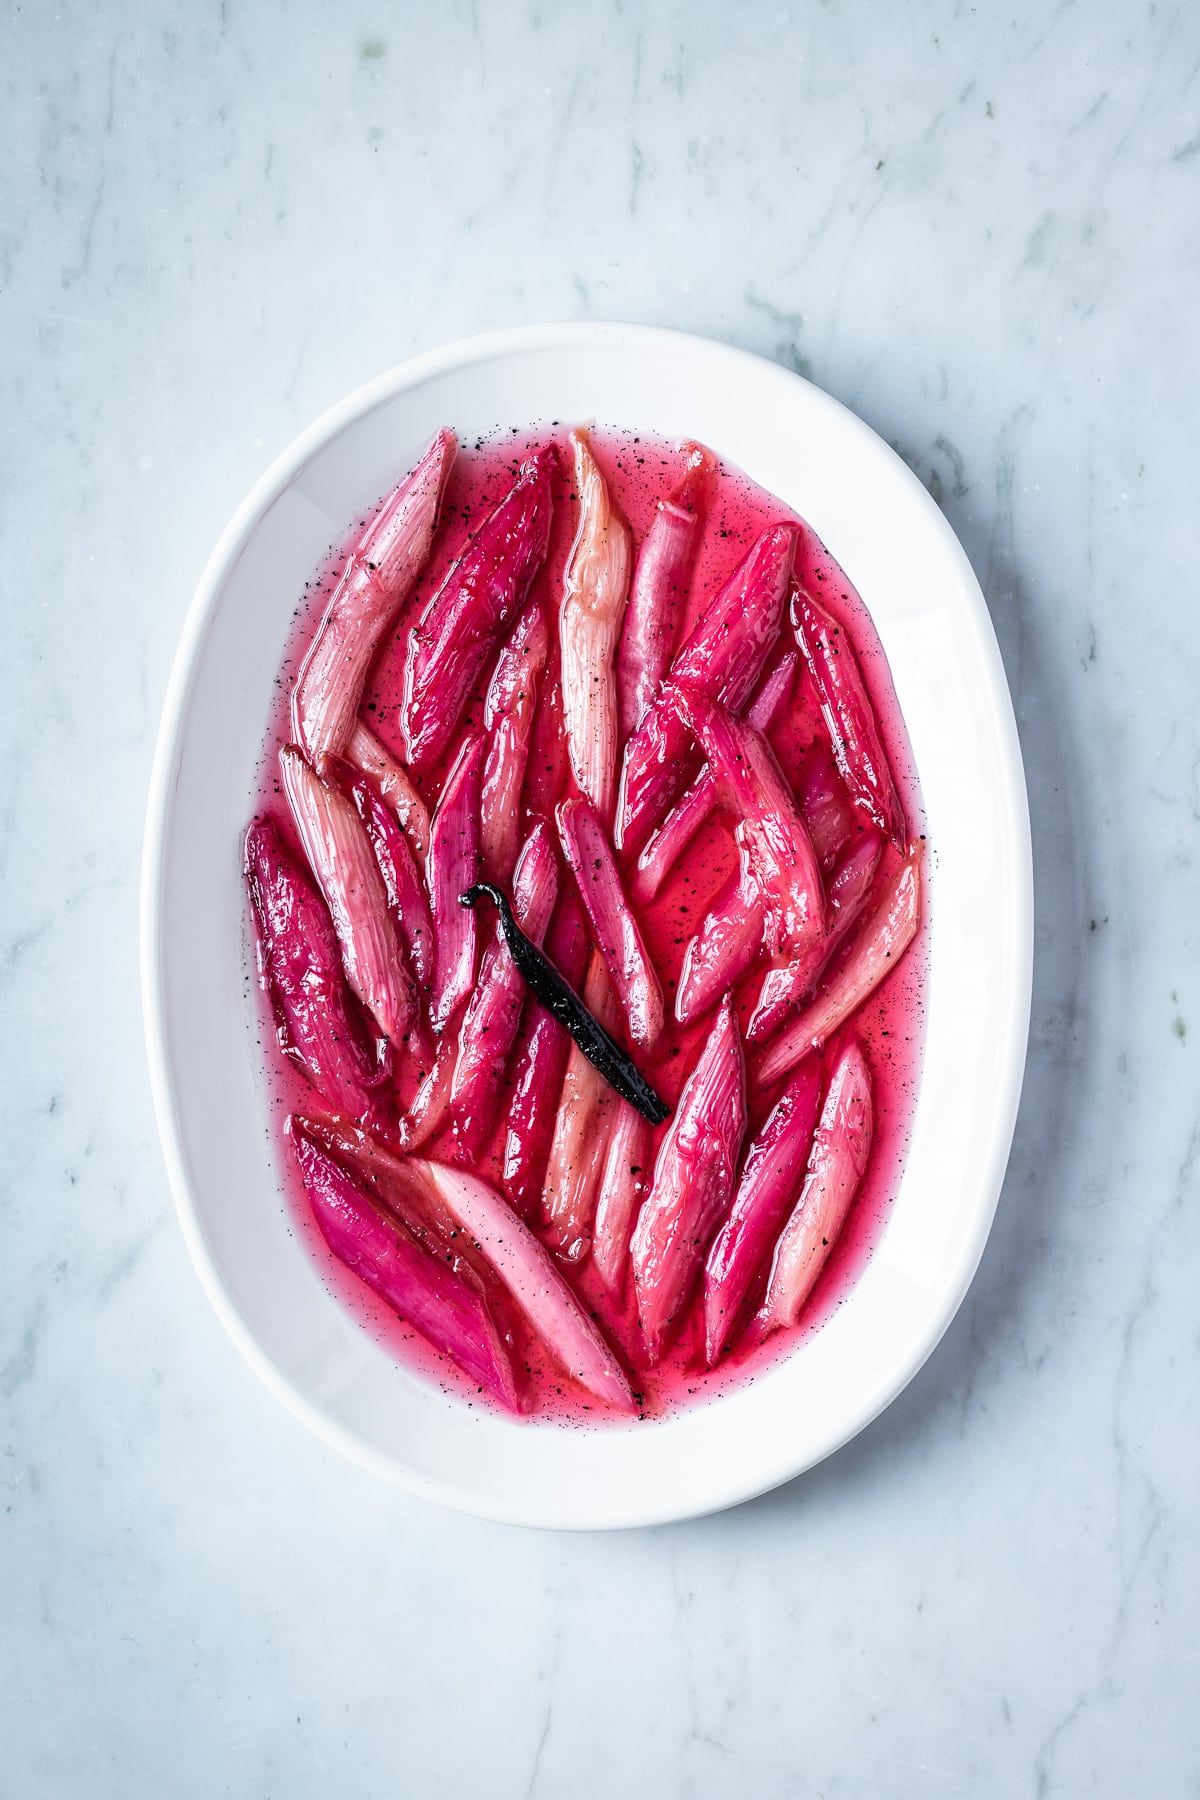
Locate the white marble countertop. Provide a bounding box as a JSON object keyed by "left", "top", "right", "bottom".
{"left": 4, "top": 2, "right": 1197, "bottom": 1793}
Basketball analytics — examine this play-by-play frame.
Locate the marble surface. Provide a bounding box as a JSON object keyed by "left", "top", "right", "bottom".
{"left": 3, "top": 1, "right": 1197, "bottom": 1792}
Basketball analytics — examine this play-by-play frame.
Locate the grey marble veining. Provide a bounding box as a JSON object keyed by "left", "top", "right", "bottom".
{"left": 2, "top": 1, "right": 1198, "bottom": 1794}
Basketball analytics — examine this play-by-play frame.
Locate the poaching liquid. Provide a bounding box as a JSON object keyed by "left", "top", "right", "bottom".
{"left": 251, "top": 425, "right": 927, "bottom": 1423}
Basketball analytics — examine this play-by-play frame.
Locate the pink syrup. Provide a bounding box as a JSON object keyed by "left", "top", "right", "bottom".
{"left": 248, "top": 425, "right": 927, "bottom": 1424}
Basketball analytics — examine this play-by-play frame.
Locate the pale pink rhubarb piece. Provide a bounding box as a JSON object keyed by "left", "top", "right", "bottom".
{"left": 616, "top": 441, "right": 712, "bottom": 738}
{"left": 591, "top": 1104, "right": 653, "bottom": 1296}
{"left": 559, "top": 428, "right": 631, "bottom": 822}
{"left": 795, "top": 742, "right": 856, "bottom": 873}
{"left": 479, "top": 601, "right": 550, "bottom": 884}
{"left": 755, "top": 1039, "right": 873, "bottom": 1336}
{"left": 746, "top": 829, "right": 882, "bottom": 1044}
{"left": 295, "top": 1114, "right": 519, "bottom": 1331}
{"left": 346, "top": 719, "right": 430, "bottom": 862}
{"left": 426, "top": 733, "right": 486, "bottom": 1032}
{"left": 292, "top": 1123, "right": 519, "bottom": 1411}
{"left": 541, "top": 953, "right": 622, "bottom": 1263}
{"left": 630, "top": 997, "right": 747, "bottom": 1362}
{"left": 280, "top": 746, "right": 420, "bottom": 1047}
{"left": 323, "top": 754, "right": 434, "bottom": 990}
{"left": 417, "top": 1160, "right": 635, "bottom": 1411}
{"left": 557, "top": 794, "right": 663, "bottom": 1049}
{"left": 291, "top": 430, "right": 455, "bottom": 762}
{"left": 674, "top": 852, "right": 765, "bottom": 1026}
{"left": 756, "top": 844, "right": 923, "bottom": 1086}
{"left": 398, "top": 1033, "right": 456, "bottom": 1151}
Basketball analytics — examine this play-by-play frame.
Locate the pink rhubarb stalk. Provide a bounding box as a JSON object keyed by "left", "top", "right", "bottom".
{"left": 450, "top": 822, "right": 559, "bottom": 1160}
{"left": 632, "top": 651, "right": 798, "bottom": 905}
{"left": 291, "top": 430, "right": 455, "bottom": 763}
{"left": 557, "top": 794, "right": 663, "bottom": 1049}
{"left": 501, "top": 889, "right": 590, "bottom": 1218}
{"left": 746, "top": 829, "right": 882, "bottom": 1044}
{"left": 416, "top": 1160, "right": 635, "bottom": 1411}
{"left": 295, "top": 1114, "right": 457, "bottom": 1264}
{"left": 702, "top": 1060, "right": 822, "bottom": 1362}
{"left": 756, "top": 843, "right": 923, "bottom": 1085}
{"left": 676, "top": 688, "right": 825, "bottom": 960}
{"left": 399, "top": 1032, "right": 456, "bottom": 1151}
{"left": 244, "top": 818, "right": 392, "bottom": 1131}
{"left": 346, "top": 719, "right": 430, "bottom": 861}
{"left": 559, "top": 428, "right": 631, "bottom": 821}
{"left": 755, "top": 1039, "right": 873, "bottom": 1337}
{"left": 479, "top": 601, "right": 549, "bottom": 883}
{"left": 323, "top": 754, "right": 434, "bottom": 990}
{"left": 426, "top": 733, "right": 486, "bottom": 1032}
{"left": 591, "top": 1105, "right": 652, "bottom": 1296}
{"left": 402, "top": 447, "right": 555, "bottom": 770}
{"left": 792, "top": 587, "right": 905, "bottom": 845}
{"left": 675, "top": 852, "right": 765, "bottom": 1025}
{"left": 796, "top": 743, "right": 857, "bottom": 872}
{"left": 615, "top": 522, "right": 795, "bottom": 851}
{"left": 295, "top": 1114, "right": 516, "bottom": 1320}
{"left": 616, "top": 441, "right": 712, "bottom": 739}
{"left": 292, "top": 1124, "right": 519, "bottom": 1411}
{"left": 630, "top": 997, "right": 747, "bottom": 1362}
{"left": 541, "top": 953, "right": 622, "bottom": 1263}
{"left": 280, "top": 746, "right": 420, "bottom": 1047}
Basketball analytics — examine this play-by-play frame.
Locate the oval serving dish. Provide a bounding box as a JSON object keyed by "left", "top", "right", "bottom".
{"left": 142, "top": 324, "right": 1032, "bottom": 1529}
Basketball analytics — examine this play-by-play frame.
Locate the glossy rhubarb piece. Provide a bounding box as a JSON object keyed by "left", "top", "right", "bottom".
{"left": 675, "top": 852, "right": 765, "bottom": 1025}
{"left": 796, "top": 743, "right": 857, "bottom": 872}
{"left": 479, "top": 601, "right": 549, "bottom": 883}
{"left": 676, "top": 688, "right": 825, "bottom": 960}
{"left": 450, "top": 823, "right": 559, "bottom": 1160}
{"left": 542, "top": 953, "right": 622, "bottom": 1262}
{"left": 746, "top": 829, "right": 882, "bottom": 1043}
{"left": 702, "top": 1061, "right": 822, "bottom": 1362}
{"left": 615, "top": 522, "right": 795, "bottom": 850}
{"left": 632, "top": 651, "right": 798, "bottom": 904}
{"left": 323, "top": 754, "right": 434, "bottom": 990}
{"left": 402, "top": 447, "right": 555, "bottom": 770}
{"left": 755, "top": 1039, "right": 873, "bottom": 1336}
{"left": 559, "top": 429, "right": 630, "bottom": 821}
{"left": 280, "top": 746, "right": 420, "bottom": 1047}
{"left": 426, "top": 733, "right": 485, "bottom": 1032}
{"left": 295, "top": 1114, "right": 456, "bottom": 1258}
{"left": 292, "top": 1124, "right": 519, "bottom": 1410}
{"left": 792, "top": 588, "right": 904, "bottom": 845}
{"left": 630, "top": 997, "right": 747, "bottom": 1361}
{"left": 346, "top": 719, "right": 430, "bottom": 861}
{"left": 756, "top": 843, "right": 923, "bottom": 1085}
{"left": 291, "top": 430, "right": 455, "bottom": 763}
{"left": 416, "top": 1160, "right": 635, "bottom": 1411}
{"left": 557, "top": 794, "right": 663, "bottom": 1049}
{"left": 501, "top": 889, "right": 590, "bottom": 1218}
{"left": 295, "top": 1114, "right": 515, "bottom": 1321}
{"left": 591, "top": 1105, "right": 652, "bottom": 1296}
{"left": 399, "top": 1032, "right": 456, "bottom": 1150}
{"left": 616, "top": 441, "right": 712, "bottom": 739}
{"left": 244, "top": 818, "right": 392, "bottom": 1130}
